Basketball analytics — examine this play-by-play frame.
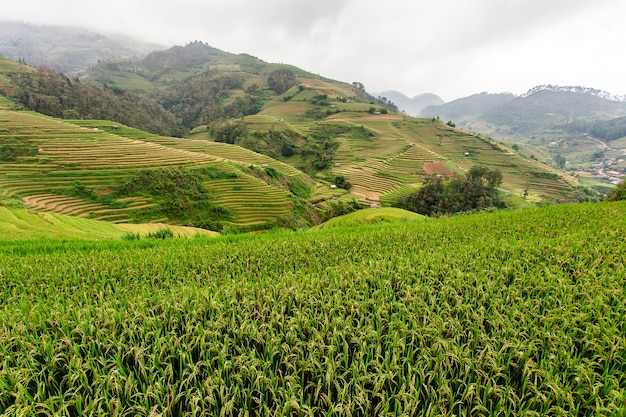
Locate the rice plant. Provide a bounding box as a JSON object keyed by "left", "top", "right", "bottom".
{"left": 1, "top": 201, "right": 625, "bottom": 415}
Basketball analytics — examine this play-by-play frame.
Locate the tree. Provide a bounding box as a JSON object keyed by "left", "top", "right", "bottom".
{"left": 554, "top": 154, "right": 566, "bottom": 169}
{"left": 268, "top": 69, "right": 296, "bottom": 95}
{"left": 352, "top": 81, "right": 365, "bottom": 91}
{"left": 334, "top": 175, "right": 352, "bottom": 190}
{"left": 396, "top": 166, "right": 505, "bottom": 216}
{"left": 208, "top": 120, "right": 248, "bottom": 144}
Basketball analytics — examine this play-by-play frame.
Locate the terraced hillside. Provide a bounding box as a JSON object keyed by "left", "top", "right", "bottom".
{"left": 0, "top": 48, "right": 592, "bottom": 232}
{"left": 241, "top": 105, "right": 585, "bottom": 204}
{"left": 0, "top": 109, "right": 312, "bottom": 228}
{"left": 0, "top": 205, "right": 216, "bottom": 240}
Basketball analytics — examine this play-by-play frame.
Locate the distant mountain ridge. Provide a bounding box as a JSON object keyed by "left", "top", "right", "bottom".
{"left": 377, "top": 90, "right": 444, "bottom": 116}
{"left": 523, "top": 84, "right": 626, "bottom": 102}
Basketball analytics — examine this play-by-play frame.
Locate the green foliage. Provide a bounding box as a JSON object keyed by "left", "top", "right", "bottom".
{"left": 568, "top": 116, "right": 626, "bottom": 142}
{"left": 7, "top": 66, "right": 184, "bottom": 136}
{"left": 1, "top": 202, "right": 625, "bottom": 414}
{"left": 67, "top": 180, "right": 96, "bottom": 200}
{"left": 529, "top": 171, "right": 560, "bottom": 180}
{"left": 145, "top": 227, "right": 175, "bottom": 239}
{"left": 113, "top": 168, "right": 232, "bottom": 229}
{"left": 304, "top": 107, "right": 326, "bottom": 120}
{"left": 375, "top": 96, "right": 398, "bottom": 112}
{"left": 267, "top": 68, "right": 296, "bottom": 95}
{"left": 247, "top": 165, "right": 312, "bottom": 199}
{"left": 554, "top": 154, "right": 566, "bottom": 169}
{"left": 208, "top": 120, "right": 248, "bottom": 144}
{"left": 608, "top": 179, "right": 626, "bottom": 201}
{"left": 397, "top": 165, "right": 505, "bottom": 216}
{"left": 158, "top": 70, "right": 259, "bottom": 127}
{"left": 334, "top": 175, "right": 352, "bottom": 190}
{"left": 0, "top": 139, "right": 38, "bottom": 162}
{"left": 0, "top": 196, "right": 25, "bottom": 208}
{"left": 240, "top": 129, "right": 299, "bottom": 159}
{"left": 121, "top": 231, "right": 141, "bottom": 241}
{"left": 320, "top": 199, "right": 364, "bottom": 221}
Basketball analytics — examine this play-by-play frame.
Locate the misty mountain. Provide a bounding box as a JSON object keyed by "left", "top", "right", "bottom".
{"left": 481, "top": 89, "right": 626, "bottom": 135}
{"left": 420, "top": 92, "right": 515, "bottom": 121}
{"left": 377, "top": 90, "right": 444, "bottom": 116}
{"left": 421, "top": 86, "right": 626, "bottom": 131}
{"left": 0, "top": 21, "right": 164, "bottom": 75}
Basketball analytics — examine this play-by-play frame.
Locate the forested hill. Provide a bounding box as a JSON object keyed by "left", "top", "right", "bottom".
{"left": 0, "top": 56, "right": 185, "bottom": 136}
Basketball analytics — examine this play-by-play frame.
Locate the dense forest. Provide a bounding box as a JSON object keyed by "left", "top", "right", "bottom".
{"left": 3, "top": 66, "right": 186, "bottom": 136}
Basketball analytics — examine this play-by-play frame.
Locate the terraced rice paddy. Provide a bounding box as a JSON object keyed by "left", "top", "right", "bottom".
{"left": 1, "top": 201, "right": 624, "bottom": 415}
{"left": 0, "top": 206, "right": 215, "bottom": 239}
{"left": 0, "top": 110, "right": 306, "bottom": 226}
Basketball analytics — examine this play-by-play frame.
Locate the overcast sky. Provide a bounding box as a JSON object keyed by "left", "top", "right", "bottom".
{"left": 3, "top": 0, "right": 626, "bottom": 101}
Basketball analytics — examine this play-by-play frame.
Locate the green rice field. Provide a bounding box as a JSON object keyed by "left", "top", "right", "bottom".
{"left": 1, "top": 201, "right": 625, "bottom": 415}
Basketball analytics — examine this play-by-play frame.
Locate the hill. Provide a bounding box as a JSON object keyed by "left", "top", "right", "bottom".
{"left": 422, "top": 86, "right": 626, "bottom": 187}
{"left": 0, "top": 54, "right": 185, "bottom": 136}
{"left": 0, "top": 48, "right": 596, "bottom": 232}
{"left": 1, "top": 200, "right": 625, "bottom": 414}
{"left": 421, "top": 92, "right": 515, "bottom": 121}
{"left": 0, "top": 107, "right": 315, "bottom": 230}
{"left": 0, "top": 21, "right": 162, "bottom": 75}
{"left": 377, "top": 90, "right": 444, "bottom": 116}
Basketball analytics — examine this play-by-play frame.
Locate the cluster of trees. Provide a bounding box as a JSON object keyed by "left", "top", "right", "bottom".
{"left": 302, "top": 130, "right": 340, "bottom": 171}
{"left": 4, "top": 64, "right": 266, "bottom": 137}
{"left": 320, "top": 199, "right": 363, "bottom": 222}
{"left": 208, "top": 120, "right": 248, "bottom": 145}
{"left": 113, "top": 168, "right": 232, "bottom": 230}
{"left": 333, "top": 175, "right": 352, "bottom": 190}
{"left": 375, "top": 96, "right": 399, "bottom": 113}
{"left": 0, "top": 139, "right": 38, "bottom": 162}
{"left": 267, "top": 68, "right": 296, "bottom": 95}
{"left": 396, "top": 166, "right": 505, "bottom": 216}
{"left": 239, "top": 129, "right": 299, "bottom": 159}
{"left": 157, "top": 71, "right": 262, "bottom": 128}
{"left": 568, "top": 117, "right": 626, "bottom": 142}
{"left": 6, "top": 67, "right": 186, "bottom": 136}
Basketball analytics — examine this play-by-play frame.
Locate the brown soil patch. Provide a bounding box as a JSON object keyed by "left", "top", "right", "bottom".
{"left": 423, "top": 160, "right": 456, "bottom": 176}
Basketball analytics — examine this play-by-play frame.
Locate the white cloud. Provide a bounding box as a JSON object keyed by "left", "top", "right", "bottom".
{"left": 2, "top": 0, "right": 626, "bottom": 100}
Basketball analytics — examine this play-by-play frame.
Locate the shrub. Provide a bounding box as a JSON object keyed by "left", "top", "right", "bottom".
{"left": 146, "top": 228, "right": 174, "bottom": 239}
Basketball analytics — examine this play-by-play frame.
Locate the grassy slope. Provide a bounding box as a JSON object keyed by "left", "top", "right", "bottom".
{"left": 315, "top": 207, "right": 425, "bottom": 229}
{"left": 245, "top": 102, "right": 582, "bottom": 204}
{"left": 0, "top": 206, "right": 216, "bottom": 240}
{"left": 1, "top": 201, "right": 624, "bottom": 414}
